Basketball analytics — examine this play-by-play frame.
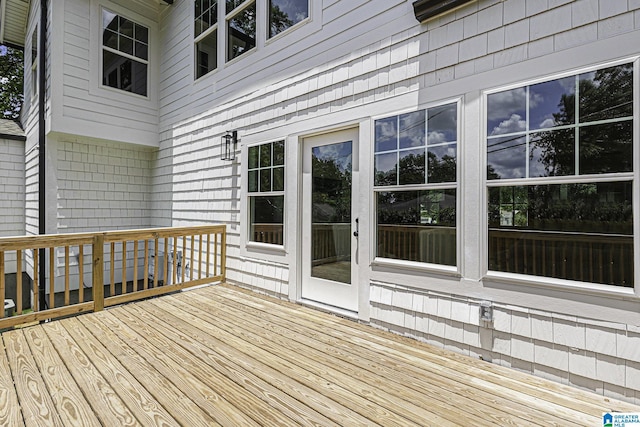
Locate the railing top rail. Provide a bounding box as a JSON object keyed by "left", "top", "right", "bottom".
{"left": 0, "top": 225, "right": 226, "bottom": 251}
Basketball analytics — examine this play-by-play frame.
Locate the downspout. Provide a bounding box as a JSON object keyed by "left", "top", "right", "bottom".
{"left": 38, "top": 0, "right": 47, "bottom": 311}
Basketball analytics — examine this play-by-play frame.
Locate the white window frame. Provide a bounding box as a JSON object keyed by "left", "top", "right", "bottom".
{"left": 100, "top": 7, "right": 149, "bottom": 98}
{"left": 482, "top": 57, "right": 640, "bottom": 297}
{"left": 265, "top": 0, "right": 310, "bottom": 43}
{"left": 225, "top": 0, "right": 257, "bottom": 64}
{"left": 370, "top": 99, "right": 462, "bottom": 276}
{"left": 245, "top": 139, "right": 286, "bottom": 251}
{"left": 30, "top": 27, "right": 38, "bottom": 100}
{"left": 194, "top": 0, "right": 219, "bottom": 80}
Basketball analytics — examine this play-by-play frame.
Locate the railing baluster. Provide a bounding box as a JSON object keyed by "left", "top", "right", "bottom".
{"left": 110, "top": 242, "right": 115, "bottom": 297}
{"left": 122, "top": 241, "right": 127, "bottom": 294}
{"left": 163, "top": 237, "right": 169, "bottom": 285}
{"left": 143, "top": 240, "right": 149, "bottom": 290}
{"left": 64, "top": 246, "right": 70, "bottom": 306}
{"left": 198, "top": 234, "right": 203, "bottom": 280}
{"left": 214, "top": 233, "right": 218, "bottom": 277}
{"left": 17, "top": 250, "right": 23, "bottom": 314}
{"left": 78, "top": 245, "right": 84, "bottom": 303}
{"left": 221, "top": 228, "right": 227, "bottom": 282}
{"left": 133, "top": 241, "right": 138, "bottom": 292}
{"left": 172, "top": 237, "right": 177, "bottom": 285}
{"left": 33, "top": 249, "right": 39, "bottom": 312}
{"left": 93, "top": 234, "right": 104, "bottom": 312}
{"left": 154, "top": 238, "right": 159, "bottom": 288}
{"left": 49, "top": 247, "right": 55, "bottom": 309}
{"left": 182, "top": 236, "right": 186, "bottom": 283}
{"left": 0, "top": 251, "right": 5, "bottom": 319}
{"left": 190, "top": 235, "right": 195, "bottom": 281}
{"left": 206, "top": 234, "right": 210, "bottom": 278}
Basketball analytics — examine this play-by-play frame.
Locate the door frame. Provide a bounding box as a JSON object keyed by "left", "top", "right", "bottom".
{"left": 295, "top": 124, "right": 365, "bottom": 317}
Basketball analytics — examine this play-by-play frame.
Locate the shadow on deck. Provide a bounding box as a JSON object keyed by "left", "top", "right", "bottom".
{"left": 1, "top": 283, "right": 638, "bottom": 426}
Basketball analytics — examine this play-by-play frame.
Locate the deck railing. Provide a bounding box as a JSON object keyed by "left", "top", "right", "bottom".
{"left": 0, "top": 225, "right": 226, "bottom": 329}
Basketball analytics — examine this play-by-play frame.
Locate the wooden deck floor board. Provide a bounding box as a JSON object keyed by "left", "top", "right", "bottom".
{"left": 158, "top": 294, "right": 459, "bottom": 427}
{"left": 1, "top": 284, "right": 638, "bottom": 427}
{"left": 179, "top": 288, "right": 544, "bottom": 427}
{"left": 41, "top": 320, "right": 139, "bottom": 426}
{"left": 96, "top": 306, "right": 296, "bottom": 427}
{"left": 3, "top": 330, "right": 65, "bottom": 427}
{"left": 23, "top": 326, "right": 101, "bottom": 427}
{"left": 77, "top": 312, "right": 222, "bottom": 427}
{"left": 0, "top": 334, "right": 25, "bottom": 427}
{"left": 141, "top": 297, "right": 401, "bottom": 426}
{"left": 216, "top": 284, "right": 638, "bottom": 421}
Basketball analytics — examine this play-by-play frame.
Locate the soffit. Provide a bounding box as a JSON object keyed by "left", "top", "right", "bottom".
{"left": 0, "top": 0, "right": 29, "bottom": 48}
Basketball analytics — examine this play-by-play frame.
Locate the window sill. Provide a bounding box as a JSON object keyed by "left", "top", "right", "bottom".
{"left": 246, "top": 241, "right": 286, "bottom": 255}
{"left": 484, "top": 271, "right": 638, "bottom": 301}
{"left": 372, "top": 257, "right": 459, "bottom": 277}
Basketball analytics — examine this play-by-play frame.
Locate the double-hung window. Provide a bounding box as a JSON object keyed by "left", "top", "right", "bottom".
{"left": 248, "top": 141, "right": 285, "bottom": 245}
{"left": 226, "top": 0, "right": 256, "bottom": 61}
{"left": 486, "top": 62, "right": 635, "bottom": 287}
{"left": 102, "top": 9, "right": 148, "bottom": 96}
{"left": 374, "top": 102, "right": 459, "bottom": 266}
{"left": 195, "top": 0, "right": 218, "bottom": 79}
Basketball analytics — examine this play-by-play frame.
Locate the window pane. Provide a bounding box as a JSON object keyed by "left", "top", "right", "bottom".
{"left": 428, "top": 103, "right": 457, "bottom": 143}
{"left": 260, "top": 168, "right": 271, "bottom": 192}
{"left": 135, "top": 24, "right": 148, "bottom": 44}
{"left": 248, "top": 170, "right": 258, "bottom": 192}
{"left": 250, "top": 195, "right": 284, "bottom": 245}
{"left": 273, "top": 167, "right": 284, "bottom": 191}
{"left": 135, "top": 42, "right": 148, "bottom": 61}
{"left": 269, "top": 0, "right": 308, "bottom": 38}
{"left": 375, "top": 116, "right": 397, "bottom": 152}
{"left": 579, "top": 63, "right": 633, "bottom": 123}
{"left": 529, "top": 76, "right": 575, "bottom": 130}
{"left": 260, "top": 142, "right": 271, "bottom": 167}
{"left": 103, "top": 10, "right": 118, "bottom": 32}
{"left": 226, "top": 0, "right": 244, "bottom": 13}
{"left": 487, "top": 87, "right": 527, "bottom": 136}
{"left": 248, "top": 145, "right": 259, "bottom": 169}
{"left": 377, "top": 189, "right": 456, "bottom": 265}
{"left": 529, "top": 129, "right": 575, "bottom": 177}
{"left": 399, "top": 111, "right": 425, "bottom": 149}
{"left": 579, "top": 121, "right": 632, "bottom": 175}
{"left": 103, "top": 51, "right": 147, "bottom": 96}
{"left": 103, "top": 29, "right": 118, "bottom": 50}
{"left": 488, "top": 182, "right": 633, "bottom": 286}
{"left": 428, "top": 143, "right": 456, "bottom": 183}
{"left": 119, "top": 35, "right": 134, "bottom": 55}
{"left": 227, "top": 1, "right": 256, "bottom": 61}
{"left": 119, "top": 17, "right": 134, "bottom": 37}
{"left": 196, "top": 29, "right": 217, "bottom": 78}
{"left": 374, "top": 152, "right": 397, "bottom": 186}
{"left": 398, "top": 149, "right": 425, "bottom": 185}
{"left": 487, "top": 135, "right": 526, "bottom": 179}
{"left": 273, "top": 140, "right": 285, "bottom": 166}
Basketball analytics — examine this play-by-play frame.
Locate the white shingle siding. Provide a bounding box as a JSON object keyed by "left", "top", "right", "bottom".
{"left": 0, "top": 138, "right": 26, "bottom": 273}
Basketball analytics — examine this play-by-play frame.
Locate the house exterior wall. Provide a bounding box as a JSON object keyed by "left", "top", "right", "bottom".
{"left": 149, "top": 0, "right": 640, "bottom": 404}
{"left": 52, "top": 0, "right": 160, "bottom": 147}
{"left": 0, "top": 137, "right": 25, "bottom": 273}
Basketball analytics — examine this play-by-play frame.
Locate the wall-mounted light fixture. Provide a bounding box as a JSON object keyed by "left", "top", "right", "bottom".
{"left": 221, "top": 130, "right": 238, "bottom": 161}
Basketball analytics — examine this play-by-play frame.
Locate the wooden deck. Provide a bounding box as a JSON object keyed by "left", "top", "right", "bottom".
{"left": 1, "top": 284, "right": 638, "bottom": 426}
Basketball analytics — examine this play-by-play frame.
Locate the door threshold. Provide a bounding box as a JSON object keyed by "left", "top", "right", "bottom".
{"left": 298, "top": 298, "right": 358, "bottom": 320}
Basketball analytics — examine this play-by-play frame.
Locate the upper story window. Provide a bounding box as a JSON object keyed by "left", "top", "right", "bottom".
{"left": 374, "top": 102, "right": 459, "bottom": 267}
{"left": 195, "top": 0, "right": 218, "bottom": 79}
{"left": 102, "top": 9, "right": 148, "bottom": 96}
{"left": 486, "top": 62, "right": 635, "bottom": 287}
{"left": 226, "top": 0, "right": 256, "bottom": 61}
{"left": 248, "top": 140, "right": 285, "bottom": 245}
{"left": 31, "top": 29, "right": 37, "bottom": 99}
{"left": 195, "top": 0, "right": 309, "bottom": 77}
{"left": 268, "top": 0, "right": 308, "bottom": 39}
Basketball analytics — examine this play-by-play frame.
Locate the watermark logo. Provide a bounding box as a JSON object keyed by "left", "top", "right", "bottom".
{"left": 603, "top": 413, "right": 640, "bottom": 427}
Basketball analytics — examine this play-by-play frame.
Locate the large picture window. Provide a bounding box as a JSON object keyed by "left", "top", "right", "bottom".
{"left": 374, "top": 102, "right": 458, "bottom": 266}
{"left": 102, "top": 9, "right": 148, "bottom": 96}
{"left": 195, "top": 0, "right": 218, "bottom": 79}
{"left": 248, "top": 141, "right": 285, "bottom": 245}
{"left": 486, "top": 62, "right": 634, "bottom": 287}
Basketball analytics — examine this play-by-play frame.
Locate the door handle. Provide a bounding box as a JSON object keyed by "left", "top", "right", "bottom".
{"left": 353, "top": 218, "right": 359, "bottom": 237}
